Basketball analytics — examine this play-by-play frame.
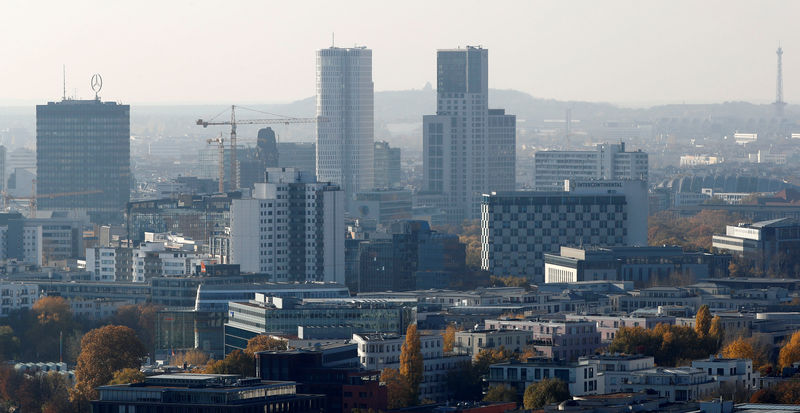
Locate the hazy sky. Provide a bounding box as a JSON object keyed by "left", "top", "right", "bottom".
{"left": 1, "top": 0, "right": 798, "bottom": 106}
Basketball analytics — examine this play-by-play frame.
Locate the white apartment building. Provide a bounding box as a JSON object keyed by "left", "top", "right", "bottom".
{"left": 453, "top": 329, "right": 531, "bottom": 358}
{"left": 86, "top": 247, "right": 118, "bottom": 281}
{"left": 352, "top": 332, "right": 469, "bottom": 402}
{"left": 0, "top": 282, "right": 38, "bottom": 316}
{"left": 69, "top": 298, "right": 131, "bottom": 321}
{"left": 132, "top": 242, "right": 206, "bottom": 282}
{"left": 623, "top": 367, "right": 717, "bottom": 402}
{"left": 484, "top": 319, "right": 601, "bottom": 361}
{"left": 229, "top": 168, "right": 344, "bottom": 283}
{"left": 589, "top": 354, "right": 656, "bottom": 394}
{"left": 691, "top": 356, "right": 759, "bottom": 391}
{"left": 488, "top": 354, "right": 653, "bottom": 397}
{"left": 481, "top": 180, "right": 648, "bottom": 282}
{"left": 533, "top": 142, "right": 647, "bottom": 190}
{"left": 316, "top": 46, "right": 374, "bottom": 198}
{"left": 0, "top": 224, "right": 42, "bottom": 267}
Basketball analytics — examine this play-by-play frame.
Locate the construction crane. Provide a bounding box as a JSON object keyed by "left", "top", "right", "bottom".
{"left": 206, "top": 134, "right": 225, "bottom": 193}
{"left": 196, "top": 105, "right": 324, "bottom": 190}
{"left": 4, "top": 189, "right": 103, "bottom": 217}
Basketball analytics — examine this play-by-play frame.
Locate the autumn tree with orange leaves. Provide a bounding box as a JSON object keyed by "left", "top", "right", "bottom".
{"left": 721, "top": 336, "right": 770, "bottom": 372}
{"left": 381, "top": 367, "right": 414, "bottom": 409}
{"left": 244, "top": 335, "right": 288, "bottom": 355}
{"left": 400, "top": 324, "right": 424, "bottom": 404}
{"left": 71, "top": 325, "right": 146, "bottom": 406}
{"left": 779, "top": 330, "right": 800, "bottom": 369}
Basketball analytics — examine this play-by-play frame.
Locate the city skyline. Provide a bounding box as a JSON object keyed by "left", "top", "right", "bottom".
{"left": 0, "top": 0, "right": 798, "bottom": 106}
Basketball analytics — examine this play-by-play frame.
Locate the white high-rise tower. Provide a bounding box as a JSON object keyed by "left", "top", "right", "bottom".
{"left": 315, "top": 46, "right": 374, "bottom": 200}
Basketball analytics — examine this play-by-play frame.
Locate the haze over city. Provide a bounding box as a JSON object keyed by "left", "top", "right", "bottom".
{"left": 1, "top": 0, "right": 798, "bottom": 106}
{"left": 6, "top": 2, "right": 800, "bottom": 412}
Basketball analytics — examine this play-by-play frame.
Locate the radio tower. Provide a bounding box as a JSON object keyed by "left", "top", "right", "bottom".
{"left": 774, "top": 45, "right": 786, "bottom": 118}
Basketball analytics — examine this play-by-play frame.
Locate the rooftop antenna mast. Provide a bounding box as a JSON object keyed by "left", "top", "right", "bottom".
{"left": 774, "top": 44, "right": 787, "bottom": 118}
{"left": 62, "top": 65, "right": 66, "bottom": 101}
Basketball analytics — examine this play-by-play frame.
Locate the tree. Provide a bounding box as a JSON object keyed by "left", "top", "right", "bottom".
{"left": 32, "top": 296, "right": 72, "bottom": 325}
{"left": 709, "top": 316, "right": 724, "bottom": 348}
{"left": 244, "top": 335, "right": 287, "bottom": 355}
{"left": 72, "top": 325, "right": 146, "bottom": 404}
{"left": 204, "top": 350, "right": 254, "bottom": 377}
{"left": 0, "top": 325, "right": 19, "bottom": 360}
{"left": 456, "top": 220, "right": 482, "bottom": 269}
{"left": 721, "top": 337, "right": 768, "bottom": 369}
{"left": 400, "top": 323, "right": 423, "bottom": 404}
{"left": 695, "top": 305, "right": 712, "bottom": 338}
{"left": 442, "top": 324, "right": 457, "bottom": 353}
{"left": 779, "top": 330, "right": 800, "bottom": 368}
{"left": 108, "top": 368, "right": 145, "bottom": 385}
{"left": 171, "top": 349, "right": 211, "bottom": 368}
{"left": 523, "top": 378, "right": 570, "bottom": 409}
{"left": 750, "top": 381, "right": 800, "bottom": 404}
{"left": 484, "top": 384, "right": 518, "bottom": 403}
{"left": 0, "top": 367, "right": 73, "bottom": 413}
{"left": 446, "top": 362, "right": 482, "bottom": 401}
{"left": 609, "top": 324, "right": 718, "bottom": 366}
{"left": 474, "top": 347, "right": 516, "bottom": 376}
{"left": 381, "top": 367, "right": 413, "bottom": 409}
{"left": 112, "top": 303, "right": 162, "bottom": 353}
{"left": 649, "top": 210, "right": 744, "bottom": 252}
{"left": 26, "top": 296, "right": 76, "bottom": 361}
{"left": 489, "top": 275, "right": 531, "bottom": 290}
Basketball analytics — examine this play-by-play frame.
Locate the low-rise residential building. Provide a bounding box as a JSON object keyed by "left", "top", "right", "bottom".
{"left": 0, "top": 282, "right": 38, "bottom": 316}
{"left": 351, "top": 332, "right": 469, "bottom": 401}
{"left": 488, "top": 358, "right": 596, "bottom": 397}
{"left": 488, "top": 354, "right": 658, "bottom": 397}
{"left": 69, "top": 298, "right": 131, "bottom": 320}
{"left": 484, "top": 319, "right": 601, "bottom": 361}
{"left": 453, "top": 329, "right": 531, "bottom": 358}
{"left": 132, "top": 241, "right": 207, "bottom": 282}
{"left": 588, "top": 354, "right": 656, "bottom": 394}
{"left": 85, "top": 246, "right": 132, "bottom": 281}
{"left": 691, "top": 356, "right": 759, "bottom": 391}
{"left": 621, "top": 367, "right": 717, "bottom": 402}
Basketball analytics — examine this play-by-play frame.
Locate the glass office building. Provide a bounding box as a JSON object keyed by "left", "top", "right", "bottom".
{"left": 36, "top": 99, "right": 130, "bottom": 223}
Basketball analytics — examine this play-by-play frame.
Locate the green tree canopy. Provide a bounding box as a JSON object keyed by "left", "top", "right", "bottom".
{"left": 484, "top": 384, "right": 518, "bottom": 403}
{"left": 523, "top": 378, "right": 570, "bottom": 409}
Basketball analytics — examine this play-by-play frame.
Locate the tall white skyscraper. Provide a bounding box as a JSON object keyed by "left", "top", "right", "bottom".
{"left": 315, "top": 46, "right": 374, "bottom": 200}
{"left": 420, "top": 46, "right": 516, "bottom": 224}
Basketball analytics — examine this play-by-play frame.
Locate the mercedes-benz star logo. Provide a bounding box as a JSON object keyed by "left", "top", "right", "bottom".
{"left": 91, "top": 74, "right": 103, "bottom": 94}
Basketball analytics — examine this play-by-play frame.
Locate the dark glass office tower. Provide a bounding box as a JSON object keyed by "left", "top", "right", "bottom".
{"left": 36, "top": 99, "right": 130, "bottom": 223}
